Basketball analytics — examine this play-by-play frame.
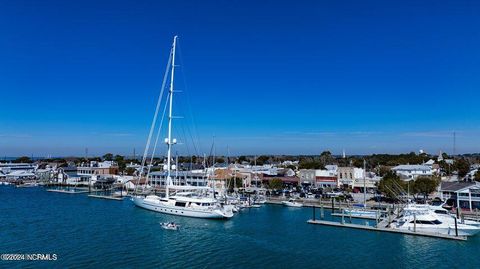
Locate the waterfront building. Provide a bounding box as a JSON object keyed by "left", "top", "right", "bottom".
{"left": 77, "top": 161, "right": 119, "bottom": 176}
{"left": 148, "top": 171, "right": 208, "bottom": 187}
{"left": 439, "top": 181, "right": 480, "bottom": 210}
{"left": 0, "top": 162, "right": 38, "bottom": 181}
{"left": 0, "top": 162, "right": 37, "bottom": 173}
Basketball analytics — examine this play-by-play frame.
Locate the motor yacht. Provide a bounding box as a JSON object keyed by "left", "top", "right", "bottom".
{"left": 390, "top": 204, "right": 480, "bottom": 236}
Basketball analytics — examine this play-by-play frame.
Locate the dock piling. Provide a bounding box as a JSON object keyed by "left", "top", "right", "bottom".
{"left": 331, "top": 197, "right": 335, "bottom": 214}
{"left": 455, "top": 217, "right": 458, "bottom": 237}
{"left": 413, "top": 214, "right": 416, "bottom": 233}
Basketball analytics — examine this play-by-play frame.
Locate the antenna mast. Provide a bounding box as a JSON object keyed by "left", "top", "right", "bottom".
{"left": 453, "top": 131, "right": 456, "bottom": 156}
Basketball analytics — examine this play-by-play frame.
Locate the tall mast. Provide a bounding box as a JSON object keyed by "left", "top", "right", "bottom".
{"left": 363, "top": 159, "right": 366, "bottom": 206}
{"left": 166, "top": 35, "right": 178, "bottom": 198}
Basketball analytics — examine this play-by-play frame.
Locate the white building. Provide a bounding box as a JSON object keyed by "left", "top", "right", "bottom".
{"left": 337, "top": 167, "right": 364, "bottom": 188}
{"left": 0, "top": 163, "right": 38, "bottom": 181}
{"left": 391, "top": 164, "right": 433, "bottom": 180}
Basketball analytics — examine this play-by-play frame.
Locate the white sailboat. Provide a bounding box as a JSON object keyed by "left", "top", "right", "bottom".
{"left": 132, "top": 36, "right": 233, "bottom": 219}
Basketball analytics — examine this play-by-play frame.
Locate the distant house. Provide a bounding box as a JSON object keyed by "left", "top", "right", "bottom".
{"left": 77, "top": 161, "right": 119, "bottom": 176}
{"left": 392, "top": 164, "right": 433, "bottom": 180}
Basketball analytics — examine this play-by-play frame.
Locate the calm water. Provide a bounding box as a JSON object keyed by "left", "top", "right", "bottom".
{"left": 1, "top": 186, "right": 479, "bottom": 269}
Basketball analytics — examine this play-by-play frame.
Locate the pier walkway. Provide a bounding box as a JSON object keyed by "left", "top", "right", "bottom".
{"left": 307, "top": 219, "right": 467, "bottom": 241}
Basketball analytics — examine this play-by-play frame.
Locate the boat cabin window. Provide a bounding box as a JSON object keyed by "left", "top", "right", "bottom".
{"left": 434, "top": 210, "right": 447, "bottom": 214}
{"left": 410, "top": 220, "right": 442, "bottom": 225}
{"left": 175, "top": 202, "right": 187, "bottom": 207}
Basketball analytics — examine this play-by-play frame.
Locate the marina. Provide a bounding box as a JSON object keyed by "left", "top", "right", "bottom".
{"left": 1, "top": 186, "right": 480, "bottom": 268}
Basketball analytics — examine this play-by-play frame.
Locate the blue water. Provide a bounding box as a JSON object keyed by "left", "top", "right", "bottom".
{"left": 1, "top": 186, "right": 479, "bottom": 269}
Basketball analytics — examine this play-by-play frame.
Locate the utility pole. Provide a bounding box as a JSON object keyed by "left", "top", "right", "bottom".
{"left": 453, "top": 131, "right": 456, "bottom": 157}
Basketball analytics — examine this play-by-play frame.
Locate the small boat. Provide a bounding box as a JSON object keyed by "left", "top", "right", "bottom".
{"left": 160, "top": 222, "right": 179, "bottom": 230}
{"left": 282, "top": 199, "right": 303, "bottom": 207}
{"left": 16, "top": 182, "right": 39, "bottom": 188}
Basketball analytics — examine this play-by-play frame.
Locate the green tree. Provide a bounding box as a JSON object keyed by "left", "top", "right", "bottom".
{"left": 455, "top": 158, "right": 470, "bottom": 178}
{"left": 299, "top": 156, "right": 324, "bottom": 169}
{"left": 228, "top": 177, "right": 244, "bottom": 192}
{"left": 254, "top": 155, "right": 270, "bottom": 165}
{"left": 412, "top": 176, "right": 439, "bottom": 200}
{"left": 378, "top": 171, "right": 406, "bottom": 200}
{"left": 238, "top": 156, "right": 247, "bottom": 163}
{"left": 103, "top": 153, "right": 113, "bottom": 161}
{"left": 319, "top": 151, "right": 334, "bottom": 166}
{"left": 268, "top": 178, "right": 284, "bottom": 190}
{"left": 474, "top": 170, "right": 480, "bottom": 182}
{"left": 377, "top": 166, "right": 391, "bottom": 177}
{"left": 14, "top": 156, "right": 32, "bottom": 163}
{"left": 114, "top": 155, "right": 126, "bottom": 172}
{"left": 125, "top": 167, "right": 136, "bottom": 176}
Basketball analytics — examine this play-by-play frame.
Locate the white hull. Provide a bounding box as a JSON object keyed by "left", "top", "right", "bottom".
{"left": 132, "top": 196, "right": 233, "bottom": 219}
{"left": 282, "top": 201, "right": 303, "bottom": 207}
{"left": 397, "top": 224, "right": 479, "bottom": 237}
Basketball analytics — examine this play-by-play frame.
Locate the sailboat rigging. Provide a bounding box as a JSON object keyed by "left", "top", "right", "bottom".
{"left": 131, "top": 36, "right": 234, "bottom": 219}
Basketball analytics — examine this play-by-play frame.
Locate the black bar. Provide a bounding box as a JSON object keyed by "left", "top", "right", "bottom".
{"left": 313, "top": 205, "right": 316, "bottom": 221}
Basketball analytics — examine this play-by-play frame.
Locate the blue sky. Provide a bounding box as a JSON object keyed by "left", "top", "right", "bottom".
{"left": 1, "top": 0, "right": 479, "bottom": 157}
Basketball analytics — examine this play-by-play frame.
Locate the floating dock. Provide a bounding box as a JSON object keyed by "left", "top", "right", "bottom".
{"left": 46, "top": 189, "right": 90, "bottom": 194}
{"left": 87, "top": 194, "right": 124, "bottom": 201}
{"left": 331, "top": 213, "right": 377, "bottom": 220}
{"left": 307, "top": 219, "right": 467, "bottom": 241}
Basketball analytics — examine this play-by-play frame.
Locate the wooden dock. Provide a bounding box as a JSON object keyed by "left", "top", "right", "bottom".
{"left": 88, "top": 194, "right": 125, "bottom": 201}
{"left": 307, "top": 219, "right": 467, "bottom": 241}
